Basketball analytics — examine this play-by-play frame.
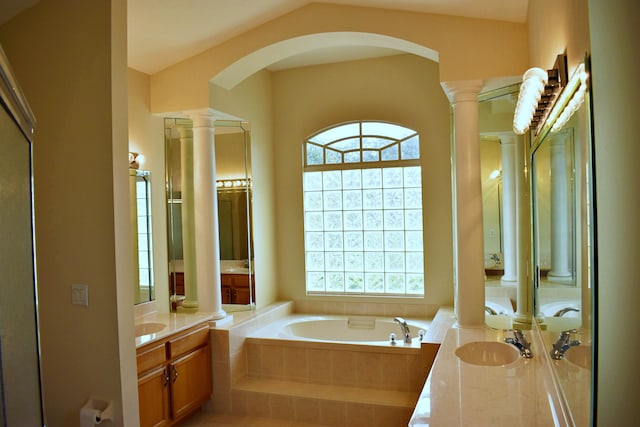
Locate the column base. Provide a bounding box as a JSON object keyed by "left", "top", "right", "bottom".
{"left": 177, "top": 299, "right": 199, "bottom": 313}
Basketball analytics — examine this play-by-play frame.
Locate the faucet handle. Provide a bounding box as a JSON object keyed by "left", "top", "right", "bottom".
{"left": 503, "top": 329, "right": 533, "bottom": 358}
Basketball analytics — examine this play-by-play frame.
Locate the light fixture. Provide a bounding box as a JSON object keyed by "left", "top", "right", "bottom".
{"left": 549, "top": 63, "right": 589, "bottom": 133}
{"left": 513, "top": 68, "right": 549, "bottom": 134}
{"left": 512, "top": 54, "right": 567, "bottom": 135}
{"left": 216, "top": 178, "right": 251, "bottom": 189}
{"left": 129, "top": 152, "right": 142, "bottom": 169}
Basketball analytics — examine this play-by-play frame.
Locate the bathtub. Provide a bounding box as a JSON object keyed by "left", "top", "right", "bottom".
{"left": 249, "top": 314, "right": 431, "bottom": 348}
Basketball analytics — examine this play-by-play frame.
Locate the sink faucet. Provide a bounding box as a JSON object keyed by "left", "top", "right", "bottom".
{"left": 552, "top": 307, "right": 580, "bottom": 317}
{"left": 504, "top": 329, "right": 533, "bottom": 358}
{"left": 551, "top": 329, "right": 581, "bottom": 360}
{"left": 393, "top": 317, "right": 412, "bottom": 344}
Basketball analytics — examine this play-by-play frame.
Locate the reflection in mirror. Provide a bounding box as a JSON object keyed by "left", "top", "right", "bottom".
{"left": 165, "top": 118, "right": 254, "bottom": 312}
{"left": 530, "top": 60, "right": 594, "bottom": 427}
{"left": 478, "top": 85, "right": 524, "bottom": 328}
{"left": 131, "top": 169, "right": 154, "bottom": 304}
{"left": 532, "top": 128, "right": 580, "bottom": 330}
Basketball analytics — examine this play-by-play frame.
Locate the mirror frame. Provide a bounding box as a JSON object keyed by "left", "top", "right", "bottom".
{"left": 164, "top": 118, "right": 254, "bottom": 311}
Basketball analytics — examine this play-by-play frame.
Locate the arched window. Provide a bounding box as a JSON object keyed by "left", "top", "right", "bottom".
{"left": 303, "top": 121, "right": 424, "bottom": 296}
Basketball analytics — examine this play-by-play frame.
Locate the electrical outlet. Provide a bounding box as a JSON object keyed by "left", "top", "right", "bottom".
{"left": 71, "top": 284, "right": 89, "bottom": 306}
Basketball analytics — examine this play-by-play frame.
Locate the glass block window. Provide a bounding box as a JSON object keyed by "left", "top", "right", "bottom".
{"left": 303, "top": 121, "right": 424, "bottom": 296}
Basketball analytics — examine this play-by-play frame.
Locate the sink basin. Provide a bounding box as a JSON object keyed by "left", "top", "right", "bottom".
{"left": 455, "top": 341, "right": 521, "bottom": 366}
{"left": 135, "top": 322, "right": 166, "bottom": 337}
{"left": 564, "top": 345, "right": 591, "bottom": 369}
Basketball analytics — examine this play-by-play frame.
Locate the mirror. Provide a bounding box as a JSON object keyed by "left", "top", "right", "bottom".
{"left": 478, "top": 85, "right": 522, "bottom": 324}
{"left": 530, "top": 61, "right": 594, "bottom": 426}
{"left": 131, "top": 169, "right": 155, "bottom": 304}
{"left": 532, "top": 128, "right": 580, "bottom": 329}
{"left": 165, "top": 118, "right": 254, "bottom": 311}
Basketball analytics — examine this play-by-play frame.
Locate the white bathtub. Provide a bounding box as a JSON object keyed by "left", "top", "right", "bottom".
{"left": 249, "top": 314, "right": 431, "bottom": 348}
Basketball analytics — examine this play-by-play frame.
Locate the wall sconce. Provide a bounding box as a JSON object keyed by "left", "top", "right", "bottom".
{"left": 513, "top": 54, "right": 567, "bottom": 135}
{"left": 129, "top": 152, "right": 144, "bottom": 169}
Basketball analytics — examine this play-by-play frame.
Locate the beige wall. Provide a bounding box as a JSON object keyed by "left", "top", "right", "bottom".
{"left": 151, "top": 3, "right": 528, "bottom": 113}
{"left": 0, "top": 0, "right": 136, "bottom": 425}
{"left": 587, "top": 0, "right": 640, "bottom": 424}
{"left": 271, "top": 54, "right": 453, "bottom": 311}
{"left": 128, "top": 68, "right": 169, "bottom": 313}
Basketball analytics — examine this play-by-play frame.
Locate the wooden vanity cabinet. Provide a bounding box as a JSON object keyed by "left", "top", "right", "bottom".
{"left": 221, "top": 273, "right": 255, "bottom": 304}
{"left": 137, "top": 323, "right": 212, "bottom": 427}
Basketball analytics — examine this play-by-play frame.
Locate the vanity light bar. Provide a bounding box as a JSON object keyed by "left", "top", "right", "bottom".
{"left": 513, "top": 67, "right": 549, "bottom": 134}
{"left": 513, "top": 55, "right": 568, "bottom": 135}
{"left": 549, "top": 63, "right": 589, "bottom": 133}
{"left": 216, "top": 178, "right": 252, "bottom": 189}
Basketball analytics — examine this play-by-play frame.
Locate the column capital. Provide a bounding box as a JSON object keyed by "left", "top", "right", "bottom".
{"left": 441, "top": 80, "right": 483, "bottom": 104}
{"left": 177, "top": 126, "right": 193, "bottom": 139}
{"left": 184, "top": 108, "right": 216, "bottom": 128}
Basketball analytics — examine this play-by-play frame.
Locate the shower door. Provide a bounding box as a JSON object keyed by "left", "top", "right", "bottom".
{"left": 0, "top": 45, "right": 44, "bottom": 426}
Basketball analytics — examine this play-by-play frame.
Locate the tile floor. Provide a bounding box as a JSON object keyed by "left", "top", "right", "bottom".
{"left": 177, "top": 410, "right": 328, "bottom": 427}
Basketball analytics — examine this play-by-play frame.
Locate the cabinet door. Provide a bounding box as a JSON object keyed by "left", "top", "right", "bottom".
{"left": 138, "top": 366, "right": 170, "bottom": 427}
{"left": 232, "top": 286, "right": 251, "bottom": 304}
{"left": 169, "top": 345, "right": 212, "bottom": 421}
{"left": 221, "top": 286, "right": 232, "bottom": 304}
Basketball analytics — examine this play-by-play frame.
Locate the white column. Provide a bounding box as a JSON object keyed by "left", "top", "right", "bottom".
{"left": 188, "top": 110, "right": 226, "bottom": 318}
{"left": 178, "top": 127, "right": 199, "bottom": 309}
{"left": 514, "top": 134, "right": 532, "bottom": 324}
{"left": 500, "top": 136, "right": 517, "bottom": 282}
{"left": 548, "top": 135, "right": 572, "bottom": 281}
{"left": 444, "top": 80, "right": 485, "bottom": 327}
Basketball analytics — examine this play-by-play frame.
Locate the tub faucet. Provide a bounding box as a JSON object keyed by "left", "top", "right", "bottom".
{"left": 504, "top": 329, "right": 533, "bottom": 358}
{"left": 553, "top": 307, "right": 580, "bottom": 317}
{"left": 551, "top": 329, "right": 581, "bottom": 360}
{"left": 393, "top": 317, "right": 412, "bottom": 344}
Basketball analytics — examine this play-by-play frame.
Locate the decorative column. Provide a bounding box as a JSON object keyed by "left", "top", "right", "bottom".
{"left": 549, "top": 134, "right": 572, "bottom": 281}
{"left": 500, "top": 136, "right": 517, "bottom": 282}
{"left": 444, "top": 80, "right": 485, "bottom": 327}
{"left": 514, "top": 134, "right": 532, "bottom": 325}
{"left": 178, "top": 127, "right": 199, "bottom": 309}
{"left": 188, "top": 109, "right": 226, "bottom": 318}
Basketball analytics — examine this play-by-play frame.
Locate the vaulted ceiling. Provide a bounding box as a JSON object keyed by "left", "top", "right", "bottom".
{"left": 126, "top": 0, "right": 528, "bottom": 74}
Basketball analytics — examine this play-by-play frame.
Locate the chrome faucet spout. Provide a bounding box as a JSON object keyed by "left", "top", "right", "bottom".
{"left": 551, "top": 329, "right": 581, "bottom": 360}
{"left": 393, "top": 317, "right": 412, "bottom": 344}
{"left": 552, "top": 307, "right": 580, "bottom": 317}
{"left": 485, "top": 306, "right": 498, "bottom": 315}
{"left": 504, "top": 329, "right": 534, "bottom": 358}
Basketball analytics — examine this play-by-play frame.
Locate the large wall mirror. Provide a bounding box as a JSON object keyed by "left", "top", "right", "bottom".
{"left": 478, "top": 84, "right": 525, "bottom": 325}
{"left": 165, "top": 118, "right": 254, "bottom": 311}
{"left": 530, "top": 59, "right": 594, "bottom": 426}
{"left": 131, "top": 169, "right": 155, "bottom": 304}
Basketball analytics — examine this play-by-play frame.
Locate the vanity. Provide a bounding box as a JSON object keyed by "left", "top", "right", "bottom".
{"left": 135, "top": 314, "right": 214, "bottom": 427}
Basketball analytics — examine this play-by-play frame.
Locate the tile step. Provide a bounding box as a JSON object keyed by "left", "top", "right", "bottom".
{"left": 233, "top": 377, "right": 419, "bottom": 408}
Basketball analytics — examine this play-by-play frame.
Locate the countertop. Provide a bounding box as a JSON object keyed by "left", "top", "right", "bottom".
{"left": 135, "top": 311, "right": 215, "bottom": 348}
{"left": 409, "top": 325, "right": 572, "bottom": 426}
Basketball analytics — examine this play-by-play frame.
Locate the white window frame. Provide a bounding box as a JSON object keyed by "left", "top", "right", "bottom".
{"left": 302, "top": 121, "right": 424, "bottom": 297}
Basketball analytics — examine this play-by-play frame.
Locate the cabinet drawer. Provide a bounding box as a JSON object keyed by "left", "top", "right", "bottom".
{"left": 137, "top": 342, "right": 167, "bottom": 375}
{"left": 168, "top": 324, "right": 209, "bottom": 359}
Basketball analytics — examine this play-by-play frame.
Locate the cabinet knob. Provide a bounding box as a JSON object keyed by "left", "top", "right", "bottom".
{"left": 172, "top": 365, "right": 179, "bottom": 383}
{"left": 163, "top": 369, "right": 170, "bottom": 387}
